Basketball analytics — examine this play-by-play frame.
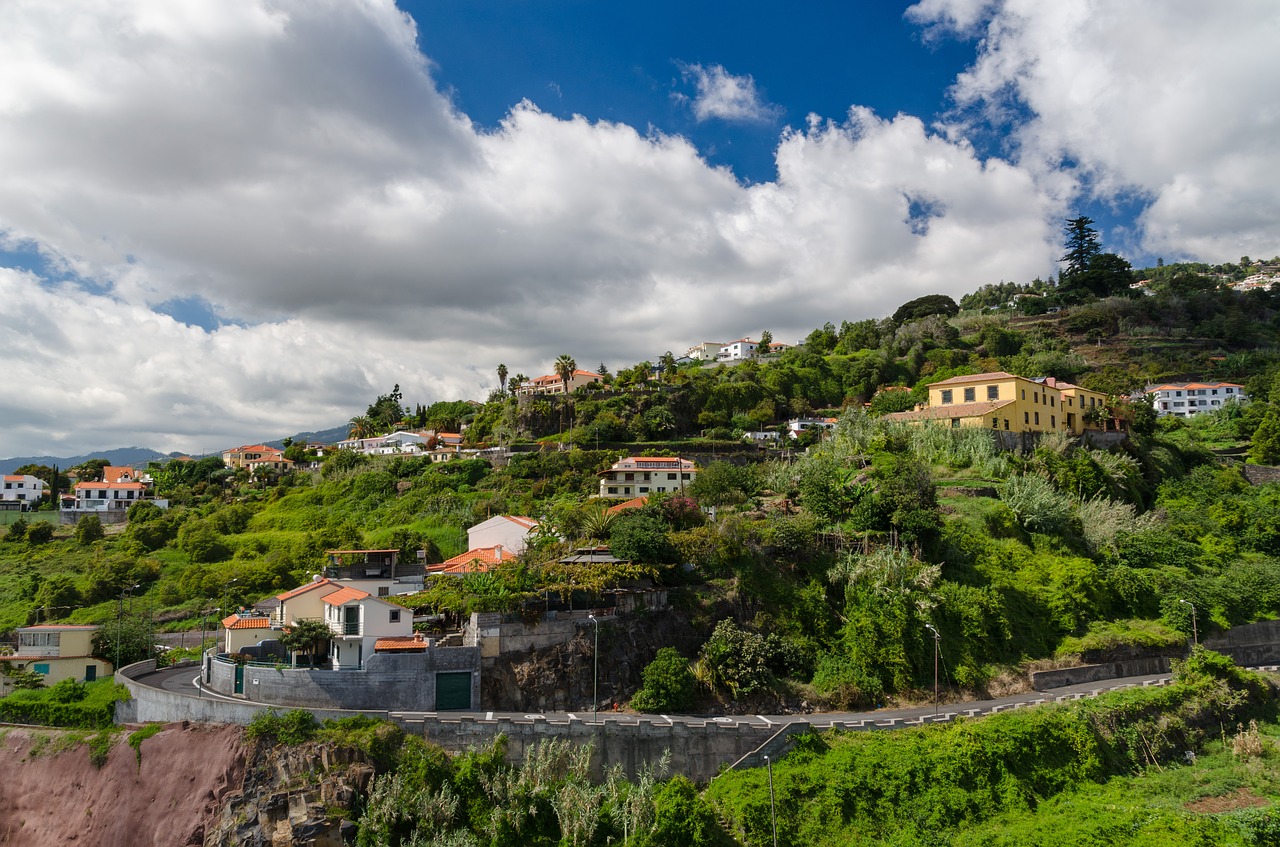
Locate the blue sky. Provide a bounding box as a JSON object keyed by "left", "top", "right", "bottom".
{"left": 0, "top": 0, "right": 1277, "bottom": 457}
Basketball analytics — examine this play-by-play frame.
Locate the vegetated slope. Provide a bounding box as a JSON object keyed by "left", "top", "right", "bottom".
{"left": 0, "top": 723, "right": 245, "bottom": 847}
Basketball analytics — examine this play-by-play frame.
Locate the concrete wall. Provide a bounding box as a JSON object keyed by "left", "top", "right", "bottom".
{"left": 417, "top": 715, "right": 779, "bottom": 783}
{"left": 1204, "top": 620, "right": 1280, "bottom": 666}
{"left": 206, "top": 647, "right": 481, "bottom": 711}
{"left": 1243, "top": 465, "right": 1280, "bottom": 485}
{"left": 1031, "top": 657, "right": 1172, "bottom": 690}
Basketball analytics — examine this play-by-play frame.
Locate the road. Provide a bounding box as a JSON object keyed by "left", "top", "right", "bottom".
{"left": 132, "top": 664, "right": 1178, "bottom": 728}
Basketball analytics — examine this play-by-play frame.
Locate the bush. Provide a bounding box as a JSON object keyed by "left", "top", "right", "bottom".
{"left": 246, "top": 709, "right": 318, "bottom": 745}
{"left": 75, "top": 514, "right": 105, "bottom": 544}
{"left": 631, "top": 648, "right": 697, "bottom": 713}
{"left": 0, "top": 679, "right": 128, "bottom": 729}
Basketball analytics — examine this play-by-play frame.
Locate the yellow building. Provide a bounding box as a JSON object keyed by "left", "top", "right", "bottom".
{"left": 0, "top": 624, "right": 111, "bottom": 695}
{"left": 885, "top": 371, "right": 1113, "bottom": 436}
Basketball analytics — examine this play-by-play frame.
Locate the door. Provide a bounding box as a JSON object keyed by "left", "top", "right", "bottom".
{"left": 85, "top": 665, "right": 96, "bottom": 682}
{"left": 234, "top": 664, "right": 245, "bottom": 695}
{"left": 436, "top": 671, "right": 472, "bottom": 710}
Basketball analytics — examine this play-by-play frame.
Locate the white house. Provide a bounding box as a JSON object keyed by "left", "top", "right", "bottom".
{"left": 686, "top": 342, "right": 726, "bottom": 361}
{"left": 787, "top": 417, "right": 839, "bottom": 439}
{"left": 321, "top": 586, "right": 412, "bottom": 669}
{"left": 597, "top": 456, "right": 697, "bottom": 499}
{"left": 467, "top": 515, "right": 539, "bottom": 554}
{"left": 716, "top": 338, "right": 759, "bottom": 361}
{"left": 1145, "top": 382, "right": 1249, "bottom": 418}
{"left": 1, "top": 475, "right": 45, "bottom": 506}
{"left": 65, "top": 480, "right": 146, "bottom": 513}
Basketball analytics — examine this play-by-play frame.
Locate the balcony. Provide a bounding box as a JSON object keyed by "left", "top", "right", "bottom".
{"left": 328, "top": 618, "right": 362, "bottom": 637}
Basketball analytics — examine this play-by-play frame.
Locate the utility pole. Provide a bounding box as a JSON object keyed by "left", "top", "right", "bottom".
{"left": 1179, "top": 599, "right": 1199, "bottom": 646}
{"left": 587, "top": 613, "right": 600, "bottom": 721}
{"left": 765, "top": 754, "right": 778, "bottom": 847}
{"left": 925, "top": 623, "right": 941, "bottom": 717}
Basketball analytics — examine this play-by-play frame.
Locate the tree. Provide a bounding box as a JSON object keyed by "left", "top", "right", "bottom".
{"left": 348, "top": 415, "right": 375, "bottom": 439}
{"left": 892, "top": 294, "right": 959, "bottom": 323}
{"left": 1060, "top": 215, "right": 1101, "bottom": 280}
{"left": 554, "top": 354, "right": 577, "bottom": 394}
{"left": 282, "top": 618, "right": 333, "bottom": 667}
{"left": 365, "top": 385, "right": 404, "bottom": 431}
{"left": 1251, "top": 409, "right": 1280, "bottom": 465}
{"left": 75, "top": 514, "right": 105, "bottom": 545}
{"left": 25, "top": 522, "right": 54, "bottom": 545}
{"left": 660, "top": 351, "right": 677, "bottom": 383}
{"left": 758, "top": 330, "right": 772, "bottom": 356}
{"left": 70, "top": 458, "right": 110, "bottom": 483}
{"left": 497, "top": 363, "right": 508, "bottom": 397}
{"left": 631, "top": 648, "right": 697, "bottom": 713}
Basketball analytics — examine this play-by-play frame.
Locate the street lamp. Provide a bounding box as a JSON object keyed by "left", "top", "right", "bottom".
{"left": 764, "top": 754, "right": 778, "bottom": 847}
{"left": 115, "top": 583, "right": 140, "bottom": 674}
{"left": 198, "top": 603, "right": 218, "bottom": 697}
{"left": 587, "top": 613, "right": 599, "bottom": 721}
{"left": 1179, "top": 599, "right": 1199, "bottom": 646}
{"left": 925, "top": 623, "right": 941, "bottom": 717}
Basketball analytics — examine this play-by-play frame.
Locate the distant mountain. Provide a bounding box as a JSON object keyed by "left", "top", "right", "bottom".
{"left": 0, "top": 446, "right": 170, "bottom": 475}
{"left": 0, "top": 424, "right": 352, "bottom": 476}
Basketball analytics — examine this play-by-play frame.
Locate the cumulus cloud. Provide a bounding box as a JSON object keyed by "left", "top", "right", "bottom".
{"left": 913, "top": 0, "right": 1280, "bottom": 260}
{"left": 7, "top": 0, "right": 1270, "bottom": 457}
{"left": 675, "top": 63, "right": 782, "bottom": 124}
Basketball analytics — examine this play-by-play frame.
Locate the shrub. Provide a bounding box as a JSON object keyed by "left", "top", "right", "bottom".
{"left": 631, "top": 648, "right": 697, "bottom": 713}
{"left": 246, "top": 709, "right": 318, "bottom": 745}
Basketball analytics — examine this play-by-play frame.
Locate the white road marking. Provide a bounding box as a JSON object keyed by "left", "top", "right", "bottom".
{"left": 486, "top": 711, "right": 493, "bottom": 720}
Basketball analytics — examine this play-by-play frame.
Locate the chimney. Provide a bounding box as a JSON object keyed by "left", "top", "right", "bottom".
{"left": 495, "top": 545, "right": 503, "bottom": 562}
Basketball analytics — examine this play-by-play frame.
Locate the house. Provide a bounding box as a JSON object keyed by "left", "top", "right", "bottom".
{"left": 515, "top": 369, "right": 602, "bottom": 396}
{"left": 267, "top": 577, "right": 412, "bottom": 669}
{"left": 686, "top": 341, "right": 726, "bottom": 360}
{"left": 320, "top": 586, "right": 412, "bottom": 669}
{"left": 102, "top": 466, "right": 143, "bottom": 485}
{"left": 221, "top": 611, "right": 275, "bottom": 655}
{"left": 716, "top": 338, "right": 758, "bottom": 361}
{"left": 0, "top": 625, "right": 111, "bottom": 695}
{"left": 1, "top": 475, "right": 45, "bottom": 507}
{"left": 222, "top": 444, "right": 285, "bottom": 469}
{"left": 1146, "top": 382, "right": 1249, "bottom": 418}
{"left": 467, "top": 515, "right": 539, "bottom": 554}
{"left": 64, "top": 479, "right": 147, "bottom": 513}
{"left": 883, "top": 371, "right": 1116, "bottom": 436}
{"left": 743, "top": 430, "right": 781, "bottom": 443}
{"left": 245, "top": 455, "right": 295, "bottom": 477}
{"left": 324, "top": 549, "right": 423, "bottom": 596}
{"left": 787, "top": 417, "right": 839, "bottom": 439}
{"left": 427, "top": 545, "right": 513, "bottom": 576}
{"left": 606, "top": 496, "right": 648, "bottom": 515}
{"left": 597, "top": 456, "right": 696, "bottom": 499}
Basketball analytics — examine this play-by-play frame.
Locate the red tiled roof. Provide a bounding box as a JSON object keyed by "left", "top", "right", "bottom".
{"left": 74, "top": 481, "right": 145, "bottom": 490}
{"left": 500, "top": 516, "right": 539, "bottom": 529}
{"left": 929, "top": 371, "right": 1017, "bottom": 386}
{"left": 884, "top": 399, "right": 1015, "bottom": 422}
{"left": 321, "top": 586, "right": 371, "bottom": 606}
{"left": 19, "top": 624, "right": 97, "bottom": 631}
{"left": 375, "top": 635, "right": 428, "bottom": 652}
{"left": 431, "top": 546, "right": 508, "bottom": 572}
{"left": 607, "top": 497, "right": 647, "bottom": 514}
{"left": 221, "top": 615, "right": 272, "bottom": 630}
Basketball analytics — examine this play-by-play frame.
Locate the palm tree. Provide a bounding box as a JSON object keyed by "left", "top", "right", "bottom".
{"left": 348, "top": 415, "right": 375, "bottom": 439}
{"left": 555, "top": 354, "right": 577, "bottom": 395}
{"left": 497, "top": 363, "right": 508, "bottom": 397}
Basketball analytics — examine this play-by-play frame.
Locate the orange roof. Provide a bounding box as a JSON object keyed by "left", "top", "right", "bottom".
{"left": 431, "top": 546, "right": 508, "bottom": 572}
{"left": 221, "top": 615, "right": 272, "bottom": 630}
{"left": 499, "top": 515, "right": 538, "bottom": 529}
{"left": 884, "top": 399, "right": 1015, "bottom": 422}
{"left": 276, "top": 578, "right": 336, "bottom": 602}
{"left": 229, "top": 444, "right": 281, "bottom": 453}
{"left": 375, "top": 635, "right": 428, "bottom": 652}
{"left": 320, "top": 586, "right": 371, "bottom": 606}
{"left": 607, "top": 496, "right": 647, "bottom": 514}
{"left": 19, "top": 624, "right": 97, "bottom": 631}
{"left": 74, "top": 481, "right": 145, "bottom": 490}
{"left": 102, "top": 466, "right": 136, "bottom": 482}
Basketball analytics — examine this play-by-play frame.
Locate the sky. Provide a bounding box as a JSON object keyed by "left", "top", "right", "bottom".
{"left": 1, "top": 0, "right": 1278, "bottom": 458}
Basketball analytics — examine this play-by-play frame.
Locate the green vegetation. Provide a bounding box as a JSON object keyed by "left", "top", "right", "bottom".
{"left": 0, "top": 678, "right": 129, "bottom": 729}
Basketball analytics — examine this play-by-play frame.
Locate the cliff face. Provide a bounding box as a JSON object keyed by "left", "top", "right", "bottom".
{"left": 0, "top": 723, "right": 376, "bottom": 847}
{"left": 0, "top": 722, "right": 245, "bottom": 847}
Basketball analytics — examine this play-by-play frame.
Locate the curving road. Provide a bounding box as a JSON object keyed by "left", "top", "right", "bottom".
{"left": 131, "top": 663, "right": 1196, "bottom": 729}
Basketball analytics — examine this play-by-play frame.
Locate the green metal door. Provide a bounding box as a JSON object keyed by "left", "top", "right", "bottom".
{"left": 435, "top": 671, "right": 471, "bottom": 710}
{"left": 84, "top": 665, "right": 96, "bottom": 682}
{"left": 234, "top": 664, "right": 245, "bottom": 695}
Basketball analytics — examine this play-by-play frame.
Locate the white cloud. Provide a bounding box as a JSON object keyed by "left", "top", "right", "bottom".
{"left": 914, "top": 0, "right": 1280, "bottom": 261}
{"left": 676, "top": 63, "right": 782, "bottom": 124}
{"left": 20, "top": 0, "right": 1265, "bottom": 458}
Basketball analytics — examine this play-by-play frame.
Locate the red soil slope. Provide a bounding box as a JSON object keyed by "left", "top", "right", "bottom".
{"left": 0, "top": 722, "right": 246, "bottom": 847}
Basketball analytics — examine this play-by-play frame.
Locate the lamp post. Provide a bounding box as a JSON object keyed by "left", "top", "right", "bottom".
{"left": 198, "top": 603, "right": 217, "bottom": 696}
{"left": 1179, "top": 599, "right": 1199, "bottom": 646}
{"left": 925, "top": 623, "right": 941, "bottom": 717}
{"left": 114, "top": 583, "right": 140, "bottom": 674}
{"left": 764, "top": 754, "right": 778, "bottom": 847}
{"left": 587, "top": 613, "right": 599, "bottom": 721}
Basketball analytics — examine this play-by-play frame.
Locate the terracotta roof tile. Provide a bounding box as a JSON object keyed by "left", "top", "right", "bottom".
{"left": 928, "top": 371, "right": 1017, "bottom": 386}
{"left": 221, "top": 615, "right": 272, "bottom": 629}
{"left": 375, "top": 635, "right": 428, "bottom": 652}
{"left": 276, "top": 578, "right": 336, "bottom": 602}
{"left": 321, "top": 586, "right": 371, "bottom": 606}
{"left": 884, "top": 399, "right": 1015, "bottom": 422}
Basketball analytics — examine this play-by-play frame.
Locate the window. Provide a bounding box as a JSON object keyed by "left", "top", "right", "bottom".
{"left": 1050, "top": 396, "right": 1055, "bottom": 407}
{"left": 667, "top": 473, "right": 677, "bottom": 480}
{"left": 1021, "top": 389, "right": 1026, "bottom": 400}
{"left": 681, "top": 473, "right": 690, "bottom": 480}
{"left": 624, "top": 473, "right": 634, "bottom": 481}
{"left": 940, "top": 389, "right": 953, "bottom": 404}
{"left": 639, "top": 487, "right": 649, "bottom": 493}
{"left": 1051, "top": 415, "right": 1056, "bottom": 428}
{"left": 34, "top": 663, "right": 50, "bottom": 675}
{"left": 1034, "top": 412, "right": 1040, "bottom": 425}
{"left": 1024, "top": 412, "right": 1029, "bottom": 424}
{"left": 389, "top": 609, "right": 401, "bottom": 623}
{"left": 1003, "top": 419, "right": 1010, "bottom": 430}
{"left": 1033, "top": 391, "right": 1039, "bottom": 403}
{"left": 964, "top": 387, "right": 976, "bottom": 402}
{"left": 950, "top": 418, "right": 961, "bottom": 428}
{"left": 987, "top": 385, "right": 999, "bottom": 400}
{"left": 607, "top": 487, "right": 617, "bottom": 494}
{"left": 991, "top": 418, "right": 998, "bottom": 428}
